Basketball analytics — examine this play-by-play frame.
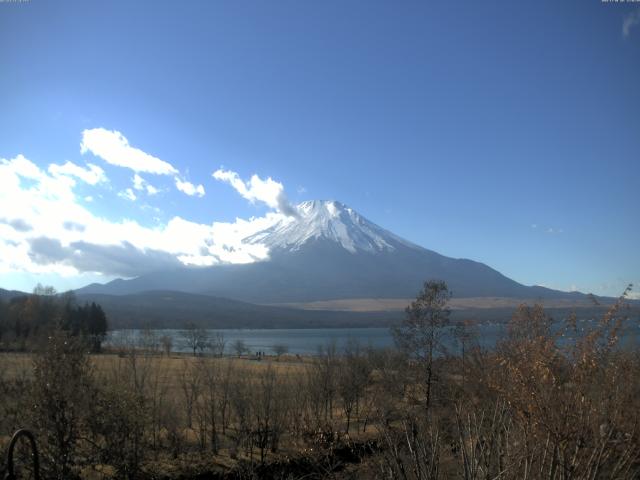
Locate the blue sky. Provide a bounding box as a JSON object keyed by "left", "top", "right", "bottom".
{"left": 0, "top": 0, "right": 638, "bottom": 297}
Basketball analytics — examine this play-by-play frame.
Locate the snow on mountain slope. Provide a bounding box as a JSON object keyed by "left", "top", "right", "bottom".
{"left": 244, "top": 200, "right": 420, "bottom": 254}
{"left": 75, "top": 199, "right": 589, "bottom": 303}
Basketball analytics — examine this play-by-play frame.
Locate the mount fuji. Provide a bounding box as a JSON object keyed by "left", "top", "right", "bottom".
{"left": 77, "top": 200, "right": 580, "bottom": 305}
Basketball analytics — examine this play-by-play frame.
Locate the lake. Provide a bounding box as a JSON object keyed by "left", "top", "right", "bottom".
{"left": 107, "top": 320, "right": 640, "bottom": 356}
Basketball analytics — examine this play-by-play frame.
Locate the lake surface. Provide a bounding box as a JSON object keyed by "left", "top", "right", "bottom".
{"left": 109, "top": 327, "right": 402, "bottom": 355}
{"left": 107, "top": 320, "right": 640, "bottom": 356}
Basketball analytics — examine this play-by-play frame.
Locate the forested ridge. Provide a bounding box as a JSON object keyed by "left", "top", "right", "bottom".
{"left": 0, "top": 284, "right": 108, "bottom": 352}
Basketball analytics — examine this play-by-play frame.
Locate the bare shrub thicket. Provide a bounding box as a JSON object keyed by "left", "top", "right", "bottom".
{"left": 191, "top": 357, "right": 236, "bottom": 453}
{"left": 338, "top": 339, "right": 373, "bottom": 434}
{"left": 377, "top": 284, "right": 640, "bottom": 480}
{"left": 30, "top": 332, "right": 96, "bottom": 479}
{"left": 475, "top": 292, "right": 640, "bottom": 479}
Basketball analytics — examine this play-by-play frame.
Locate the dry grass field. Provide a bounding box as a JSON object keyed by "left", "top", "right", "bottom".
{"left": 273, "top": 296, "right": 614, "bottom": 312}
{"left": 0, "top": 350, "right": 311, "bottom": 396}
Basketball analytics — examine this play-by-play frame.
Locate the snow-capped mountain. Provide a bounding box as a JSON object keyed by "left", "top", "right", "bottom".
{"left": 77, "top": 200, "right": 581, "bottom": 303}
{"left": 245, "top": 200, "right": 417, "bottom": 254}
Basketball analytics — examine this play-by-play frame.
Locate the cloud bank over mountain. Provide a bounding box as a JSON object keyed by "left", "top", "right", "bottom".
{"left": 0, "top": 130, "right": 297, "bottom": 282}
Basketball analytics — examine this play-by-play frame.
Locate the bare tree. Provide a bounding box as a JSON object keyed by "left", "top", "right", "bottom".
{"left": 139, "top": 326, "right": 159, "bottom": 354}
{"left": 393, "top": 280, "right": 450, "bottom": 412}
{"left": 179, "top": 360, "right": 201, "bottom": 429}
{"left": 272, "top": 343, "right": 289, "bottom": 358}
{"left": 33, "top": 283, "right": 57, "bottom": 296}
{"left": 180, "top": 322, "right": 210, "bottom": 356}
{"left": 195, "top": 358, "right": 222, "bottom": 453}
{"left": 160, "top": 334, "right": 173, "bottom": 357}
{"left": 218, "top": 360, "right": 235, "bottom": 435}
{"left": 307, "top": 341, "right": 339, "bottom": 431}
{"left": 229, "top": 370, "right": 253, "bottom": 457}
{"left": 378, "top": 414, "right": 442, "bottom": 480}
{"left": 209, "top": 331, "right": 226, "bottom": 357}
{"left": 232, "top": 339, "right": 247, "bottom": 357}
{"left": 338, "top": 339, "right": 371, "bottom": 434}
{"left": 452, "top": 319, "right": 477, "bottom": 392}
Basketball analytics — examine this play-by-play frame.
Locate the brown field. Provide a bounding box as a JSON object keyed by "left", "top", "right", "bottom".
{"left": 271, "top": 295, "right": 609, "bottom": 311}
{"left": 0, "top": 350, "right": 311, "bottom": 383}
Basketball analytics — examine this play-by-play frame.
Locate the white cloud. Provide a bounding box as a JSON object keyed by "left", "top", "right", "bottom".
{"left": 80, "top": 128, "right": 178, "bottom": 175}
{"left": 213, "top": 168, "right": 298, "bottom": 217}
{"left": 0, "top": 153, "right": 284, "bottom": 279}
{"left": 118, "top": 188, "right": 137, "bottom": 201}
{"left": 81, "top": 128, "right": 207, "bottom": 198}
{"left": 175, "top": 177, "right": 205, "bottom": 197}
{"left": 1, "top": 154, "right": 75, "bottom": 204}
{"left": 132, "top": 174, "right": 145, "bottom": 190}
{"left": 133, "top": 174, "right": 159, "bottom": 196}
{"left": 623, "top": 8, "right": 640, "bottom": 37}
{"left": 49, "top": 161, "right": 107, "bottom": 185}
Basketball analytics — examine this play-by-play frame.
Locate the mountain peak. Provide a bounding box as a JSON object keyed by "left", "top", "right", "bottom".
{"left": 298, "top": 199, "right": 347, "bottom": 211}
{"left": 297, "top": 199, "right": 352, "bottom": 219}
{"left": 245, "top": 199, "right": 417, "bottom": 254}
{"left": 75, "top": 199, "right": 585, "bottom": 304}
